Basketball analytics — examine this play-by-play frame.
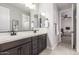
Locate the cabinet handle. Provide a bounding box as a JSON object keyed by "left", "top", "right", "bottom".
{"left": 0, "top": 52, "right": 10, "bottom": 55}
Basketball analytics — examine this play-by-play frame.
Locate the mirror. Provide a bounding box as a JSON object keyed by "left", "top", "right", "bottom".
{"left": 38, "top": 15, "right": 49, "bottom": 28}
{"left": 0, "top": 3, "right": 48, "bottom": 33}
{"left": 0, "top": 3, "right": 31, "bottom": 32}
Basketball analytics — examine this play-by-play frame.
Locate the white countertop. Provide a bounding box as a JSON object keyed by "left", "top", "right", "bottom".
{"left": 0, "top": 28, "right": 48, "bottom": 44}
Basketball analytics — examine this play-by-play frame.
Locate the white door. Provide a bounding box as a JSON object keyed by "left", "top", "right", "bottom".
{"left": 71, "top": 3, "right": 76, "bottom": 49}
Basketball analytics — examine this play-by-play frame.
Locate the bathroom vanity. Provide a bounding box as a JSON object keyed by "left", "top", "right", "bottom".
{"left": 0, "top": 34, "right": 47, "bottom": 55}
{"left": 0, "top": 3, "right": 48, "bottom": 55}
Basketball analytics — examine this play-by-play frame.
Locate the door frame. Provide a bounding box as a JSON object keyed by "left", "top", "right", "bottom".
{"left": 58, "top": 11, "right": 62, "bottom": 43}
{"left": 71, "top": 3, "right": 76, "bottom": 49}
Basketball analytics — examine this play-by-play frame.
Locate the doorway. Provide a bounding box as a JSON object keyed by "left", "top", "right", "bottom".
{"left": 58, "top": 3, "right": 76, "bottom": 50}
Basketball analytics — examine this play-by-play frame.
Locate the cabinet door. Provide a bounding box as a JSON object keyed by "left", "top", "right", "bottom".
{"left": 42, "top": 34, "right": 47, "bottom": 50}
{"left": 38, "top": 34, "right": 47, "bottom": 54}
{"left": 32, "top": 36, "right": 38, "bottom": 50}
{"left": 38, "top": 35, "right": 43, "bottom": 53}
{"left": 0, "top": 47, "right": 20, "bottom": 55}
{"left": 21, "top": 42, "right": 32, "bottom": 55}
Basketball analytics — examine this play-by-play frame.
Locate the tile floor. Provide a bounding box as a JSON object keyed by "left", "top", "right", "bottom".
{"left": 40, "top": 36, "right": 79, "bottom": 55}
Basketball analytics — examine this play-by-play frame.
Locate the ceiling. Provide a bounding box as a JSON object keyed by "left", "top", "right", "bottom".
{"left": 56, "top": 3, "right": 72, "bottom": 11}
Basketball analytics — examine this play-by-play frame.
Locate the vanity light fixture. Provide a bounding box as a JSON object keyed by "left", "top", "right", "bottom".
{"left": 25, "top": 3, "right": 36, "bottom": 10}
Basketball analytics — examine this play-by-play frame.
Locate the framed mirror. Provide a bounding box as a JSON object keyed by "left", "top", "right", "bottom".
{"left": 0, "top": 3, "right": 48, "bottom": 33}
{"left": 0, "top": 3, "right": 31, "bottom": 33}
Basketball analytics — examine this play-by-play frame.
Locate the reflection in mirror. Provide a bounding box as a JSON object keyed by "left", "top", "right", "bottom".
{"left": 22, "top": 14, "right": 30, "bottom": 31}
{"left": 39, "top": 15, "right": 49, "bottom": 28}
{"left": 39, "top": 18, "right": 42, "bottom": 28}
{"left": 11, "top": 19, "right": 19, "bottom": 31}
{"left": 45, "top": 18, "right": 49, "bottom": 28}
{"left": 33, "top": 14, "right": 38, "bottom": 28}
{"left": 30, "top": 10, "right": 39, "bottom": 30}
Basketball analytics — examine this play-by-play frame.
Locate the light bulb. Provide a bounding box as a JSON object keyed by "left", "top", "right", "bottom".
{"left": 41, "top": 12, "right": 46, "bottom": 16}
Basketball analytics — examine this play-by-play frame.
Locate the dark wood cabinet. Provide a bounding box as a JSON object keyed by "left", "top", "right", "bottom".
{"left": 0, "top": 34, "right": 47, "bottom": 55}
{"left": 31, "top": 34, "right": 47, "bottom": 55}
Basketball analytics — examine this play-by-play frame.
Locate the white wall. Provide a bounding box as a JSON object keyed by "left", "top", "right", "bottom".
{"left": 39, "top": 3, "right": 59, "bottom": 49}
{"left": 61, "top": 8, "right": 72, "bottom": 32}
